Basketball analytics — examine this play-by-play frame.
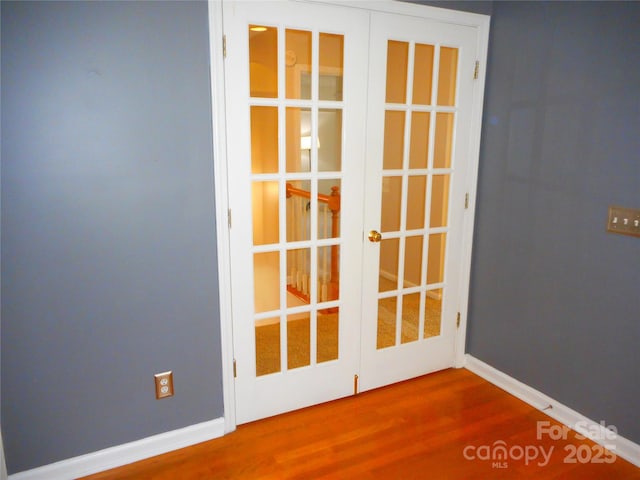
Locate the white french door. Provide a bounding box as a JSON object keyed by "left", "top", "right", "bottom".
{"left": 359, "top": 13, "right": 479, "bottom": 392}
{"left": 221, "top": 0, "right": 486, "bottom": 424}
{"left": 224, "top": 1, "right": 369, "bottom": 424}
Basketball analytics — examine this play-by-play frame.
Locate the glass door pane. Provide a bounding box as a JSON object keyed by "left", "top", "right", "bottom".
{"left": 248, "top": 24, "right": 346, "bottom": 376}
{"left": 375, "top": 39, "right": 458, "bottom": 350}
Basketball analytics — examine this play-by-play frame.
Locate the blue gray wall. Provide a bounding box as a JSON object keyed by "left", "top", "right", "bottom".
{"left": 468, "top": 1, "right": 640, "bottom": 444}
{"left": 1, "top": 1, "right": 223, "bottom": 474}
{"left": 2, "top": 0, "right": 639, "bottom": 476}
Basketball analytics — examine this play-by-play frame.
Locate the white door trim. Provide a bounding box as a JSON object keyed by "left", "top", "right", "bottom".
{"left": 208, "top": 0, "right": 490, "bottom": 433}
{"left": 306, "top": 0, "right": 488, "bottom": 26}
{"left": 453, "top": 11, "right": 490, "bottom": 368}
{"left": 207, "top": 0, "right": 236, "bottom": 434}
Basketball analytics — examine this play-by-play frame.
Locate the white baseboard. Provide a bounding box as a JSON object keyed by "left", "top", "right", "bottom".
{"left": 465, "top": 354, "right": 640, "bottom": 469}
{"left": 1, "top": 427, "right": 8, "bottom": 480}
{"left": 8, "top": 417, "right": 225, "bottom": 480}
{"left": 379, "top": 269, "right": 441, "bottom": 300}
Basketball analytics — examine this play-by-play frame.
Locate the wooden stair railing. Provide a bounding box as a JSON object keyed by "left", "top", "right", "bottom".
{"left": 286, "top": 182, "right": 340, "bottom": 309}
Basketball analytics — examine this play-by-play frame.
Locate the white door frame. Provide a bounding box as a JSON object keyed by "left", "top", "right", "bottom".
{"left": 208, "top": 0, "right": 490, "bottom": 433}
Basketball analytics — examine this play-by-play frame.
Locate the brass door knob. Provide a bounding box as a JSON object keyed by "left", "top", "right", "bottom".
{"left": 368, "top": 230, "right": 382, "bottom": 243}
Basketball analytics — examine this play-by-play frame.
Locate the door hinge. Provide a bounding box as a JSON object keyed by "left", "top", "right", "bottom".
{"left": 354, "top": 374, "right": 359, "bottom": 395}
{"left": 465, "top": 193, "right": 470, "bottom": 209}
{"left": 456, "top": 312, "right": 461, "bottom": 329}
{"left": 223, "top": 35, "right": 227, "bottom": 58}
{"left": 228, "top": 208, "right": 232, "bottom": 228}
{"left": 233, "top": 359, "right": 237, "bottom": 378}
{"left": 473, "top": 61, "right": 480, "bottom": 80}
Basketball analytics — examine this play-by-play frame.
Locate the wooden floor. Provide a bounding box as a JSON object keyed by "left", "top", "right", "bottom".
{"left": 82, "top": 369, "right": 640, "bottom": 479}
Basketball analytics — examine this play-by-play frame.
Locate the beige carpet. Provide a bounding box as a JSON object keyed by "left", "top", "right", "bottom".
{"left": 376, "top": 294, "right": 442, "bottom": 349}
{"left": 256, "top": 313, "right": 338, "bottom": 376}
{"left": 255, "top": 279, "right": 442, "bottom": 376}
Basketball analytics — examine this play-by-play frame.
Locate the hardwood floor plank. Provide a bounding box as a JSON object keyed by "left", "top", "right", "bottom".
{"left": 81, "top": 369, "right": 640, "bottom": 479}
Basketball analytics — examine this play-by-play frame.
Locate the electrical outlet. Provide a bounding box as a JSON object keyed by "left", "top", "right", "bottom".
{"left": 154, "top": 371, "right": 174, "bottom": 399}
{"left": 607, "top": 206, "right": 640, "bottom": 238}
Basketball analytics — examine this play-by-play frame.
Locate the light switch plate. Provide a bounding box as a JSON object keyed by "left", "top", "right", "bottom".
{"left": 607, "top": 206, "right": 640, "bottom": 238}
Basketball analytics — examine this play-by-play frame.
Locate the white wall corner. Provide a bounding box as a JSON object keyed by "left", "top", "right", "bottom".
{"left": 464, "top": 354, "right": 640, "bottom": 469}
{"left": 8, "top": 418, "right": 225, "bottom": 480}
